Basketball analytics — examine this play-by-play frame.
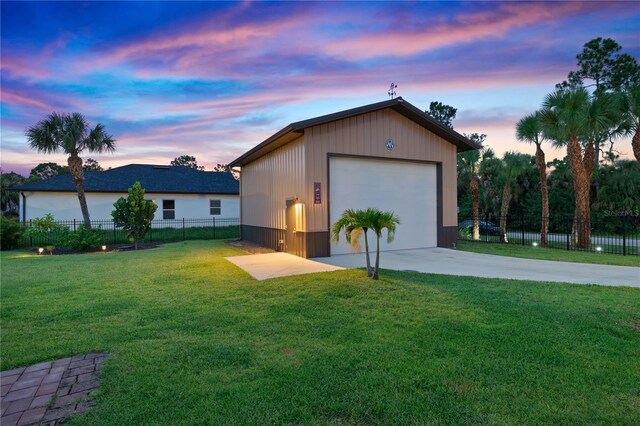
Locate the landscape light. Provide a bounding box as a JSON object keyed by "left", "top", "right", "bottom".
{"left": 532, "top": 242, "right": 538, "bottom": 247}
{"left": 595, "top": 246, "right": 603, "bottom": 252}
{"left": 101, "top": 245, "right": 107, "bottom": 251}
{"left": 38, "top": 247, "right": 44, "bottom": 255}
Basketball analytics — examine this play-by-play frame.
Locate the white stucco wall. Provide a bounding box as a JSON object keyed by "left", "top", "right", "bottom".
{"left": 19, "top": 191, "right": 240, "bottom": 222}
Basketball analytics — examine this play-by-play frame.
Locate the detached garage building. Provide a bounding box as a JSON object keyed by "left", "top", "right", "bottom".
{"left": 229, "top": 97, "right": 480, "bottom": 258}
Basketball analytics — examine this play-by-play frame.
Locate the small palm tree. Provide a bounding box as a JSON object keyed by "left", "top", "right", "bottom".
{"left": 26, "top": 112, "right": 115, "bottom": 229}
{"left": 331, "top": 208, "right": 373, "bottom": 277}
{"left": 516, "top": 112, "right": 549, "bottom": 246}
{"left": 459, "top": 146, "right": 496, "bottom": 239}
{"left": 368, "top": 209, "right": 400, "bottom": 280}
{"left": 498, "top": 152, "right": 532, "bottom": 243}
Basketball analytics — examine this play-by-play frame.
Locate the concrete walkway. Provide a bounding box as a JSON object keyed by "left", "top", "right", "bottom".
{"left": 1, "top": 353, "right": 107, "bottom": 426}
{"left": 226, "top": 252, "right": 344, "bottom": 280}
{"left": 312, "top": 248, "right": 640, "bottom": 287}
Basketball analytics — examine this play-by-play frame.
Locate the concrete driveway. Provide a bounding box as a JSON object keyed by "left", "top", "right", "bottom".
{"left": 312, "top": 248, "right": 640, "bottom": 287}
{"left": 226, "top": 252, "right": 344, "bottom": 280}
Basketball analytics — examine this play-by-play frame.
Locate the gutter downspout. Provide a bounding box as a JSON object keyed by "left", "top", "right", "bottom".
{"left": 232, "top": 168, "right": 242, "bottom": 240}
{"left": 21, "top": 192, "right": 26, "bottom": 223}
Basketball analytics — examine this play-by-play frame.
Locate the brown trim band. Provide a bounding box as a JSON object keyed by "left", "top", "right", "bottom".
{"left": 241, "top": 225, "right": 329, "bottom": 258}
{"left": 439, "top": 226, "right": 457, "bottom": 248}
{"left": 242, "top": 225, "right": 285, "bottom": 253}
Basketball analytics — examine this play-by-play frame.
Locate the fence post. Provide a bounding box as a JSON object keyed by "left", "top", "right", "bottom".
{"left": 182, "top": 218, "right": 185, "bottom": 241}
{"left": 29, "top": 219, "right": 33, "bottom": 247}
{"left": 622, "top": 217, "right": 627, "bottom": 256}
{"left": 213, "top": 217, "right": 216, "bottom": 240}
{"left": 73, "top": 219, "right": 76, "bottom": 232}
{"left": 521, "top": 213, "right": 525, "bottom": 246}
{"left": 485, "top": 213, "right": 489, "bottom": 242}
{"left": 566, "top": 215, "right": 570, "bottom": 251}
{"left": 113, "top": 221, "right": 116, "bottom": 244}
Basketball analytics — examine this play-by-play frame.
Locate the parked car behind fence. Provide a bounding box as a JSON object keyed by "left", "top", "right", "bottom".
{"left": 459, "top": 220, "right": 500, "bottom": 236}
{"left": 458, "top": 214, "right": 639, "bottom": 256}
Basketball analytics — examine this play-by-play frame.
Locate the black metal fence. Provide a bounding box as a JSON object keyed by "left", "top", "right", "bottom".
{"left": 18, "top": 218, "right": 240, "bottom": 249}
{"left": 458, "top": 214, "right": 640, "bottom": 256}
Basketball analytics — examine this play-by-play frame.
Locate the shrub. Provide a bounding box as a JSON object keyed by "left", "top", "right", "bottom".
{"left": 112, "top": 182, "right": 157, "bottom": 249}
{"left": 1, "top": 216, "right": 23, "bottom": 250}
{"left": 458, "top": 226, "right": 471, "bottom": 239}
{"left": 24, "top": 214, "right": 70, "bottom": 249}
{"left": 63, "top": 225, "right": 105, "bottom": 251}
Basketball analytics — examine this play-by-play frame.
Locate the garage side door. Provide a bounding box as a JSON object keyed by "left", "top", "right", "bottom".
{"left": 329, "top": 157, "right": 437, "bottom": 255}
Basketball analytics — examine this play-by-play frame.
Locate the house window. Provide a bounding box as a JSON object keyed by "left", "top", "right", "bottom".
{"left": 210, "top": 200, "right": 221, "bottom": 216}
{"left": 163, "top": 200, "right": 175, "bottom": 219}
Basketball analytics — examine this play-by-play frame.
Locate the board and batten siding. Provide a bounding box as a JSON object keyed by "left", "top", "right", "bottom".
{"left": 303, "top": 108, "right": 458, "bottom": 233}
{"left": 241, "top": 137, "right": 306, "bottom": 231}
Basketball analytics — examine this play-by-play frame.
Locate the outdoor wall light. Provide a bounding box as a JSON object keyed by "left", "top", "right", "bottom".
{"left": 38, "top": 247, "right": 44, "bottom": 255}
{"left": 595, "top": 246, "right": 603, "bottom": 252}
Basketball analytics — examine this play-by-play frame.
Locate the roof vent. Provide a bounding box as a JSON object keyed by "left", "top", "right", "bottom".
{"left": 153, "top": 166, "right": 170, "bottom": 170}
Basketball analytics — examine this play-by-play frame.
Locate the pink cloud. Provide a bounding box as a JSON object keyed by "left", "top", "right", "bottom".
{"left": 2, "top": 34, "right": 75, "bottom": 81}
{"left": 0, "top": 56, "right": 51, "bottom": 80}
{"left": 1, "top": 85, "right": 89, "bottom": 115}
{"left": 320, "top": 2, "right": 611, "bottom": 60}
{"left": 94, "top": 6, "right": 316, "bottom": 77}
{"left": 1, "top": 90, "right": 53, "bottom": 111}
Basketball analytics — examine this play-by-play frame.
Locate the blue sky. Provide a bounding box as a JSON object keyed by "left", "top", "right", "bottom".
{"left": 1, "top": 1, "right": 639, "bottom": 175}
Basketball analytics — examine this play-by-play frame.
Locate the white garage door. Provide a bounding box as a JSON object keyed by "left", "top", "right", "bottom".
{"left": 329, "top": 157, "right": 437, "bottom": 255}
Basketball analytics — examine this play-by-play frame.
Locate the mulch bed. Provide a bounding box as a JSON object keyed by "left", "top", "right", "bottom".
{"left": 30, "top": 243, "right": 160, "bottom": 256}
{"left": 225, "top": 239, "right": 276, "bottom": 254}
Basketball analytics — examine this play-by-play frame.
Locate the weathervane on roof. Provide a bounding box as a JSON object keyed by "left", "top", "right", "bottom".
{"left": 388, "top": 82, "right": 397, "bottom": 99}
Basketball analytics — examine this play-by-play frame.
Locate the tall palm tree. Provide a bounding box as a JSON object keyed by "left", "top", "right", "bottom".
{"left": 623, "top": 83, "right": 640, "bottom": 164}
{"left": 478, "top": 149, "right": 501, "bottom": 219}
{"left": 26, "top": 112, "right": 115, "bottom": 229}
{"left": 368, "top": 209, "right": 400, "bottom": 280}
{"left": 458, "top": 150, "right": 481, "bottom": 240}
{"left": 582, "top": 91, "right": 625, "bottom": 183}
{"left": 516, "top": 112, "right": 549, "bottom": 246}
{"left": 459, "top": 144, "right": 494, "bottom": 239}
{"left": 331, "top": 208, "right": 373, "bottom": 277}
{"left": 540, "top": 88, "right": 592, "bottom": 249}
{"left": 498, "top": 152, "right": 533, "bottom": 243}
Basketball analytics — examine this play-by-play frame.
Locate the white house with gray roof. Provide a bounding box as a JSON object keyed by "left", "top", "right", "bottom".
{"left": 14, "top": 164, "right": 239, "bottom": 222}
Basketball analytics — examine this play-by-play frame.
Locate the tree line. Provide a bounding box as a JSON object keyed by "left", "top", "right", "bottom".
{"left": 427, "top": 37, "right": 640, "bottom": 249}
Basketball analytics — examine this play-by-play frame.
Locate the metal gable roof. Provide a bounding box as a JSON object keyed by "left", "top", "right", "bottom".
{"left": 14, "top": 164, "right": 239, "bottom": 195}
{"left": 229, "top": 97, "right": 481, "bottom": 167}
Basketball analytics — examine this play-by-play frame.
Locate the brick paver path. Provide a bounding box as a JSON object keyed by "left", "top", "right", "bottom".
{"left": 1, "top": 353, "right": 107, "bottom": 426}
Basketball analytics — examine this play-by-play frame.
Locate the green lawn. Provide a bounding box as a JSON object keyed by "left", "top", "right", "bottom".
{"left": 1, "top": 241, "right": 639, "bottom": 424}
{"left": 457, "top": 240, "right": 640, "bottom": 267}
